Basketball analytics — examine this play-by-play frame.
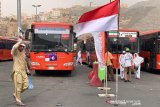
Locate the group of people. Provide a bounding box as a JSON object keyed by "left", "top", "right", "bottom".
{"left": 76, "top": 48, "right": 144, "bottom": 82}
{"left": 106, "top": 48, "right": 144, "bottom": 82}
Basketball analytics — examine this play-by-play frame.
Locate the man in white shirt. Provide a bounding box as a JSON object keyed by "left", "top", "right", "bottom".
{"left": 119, "top": 51, "right": 126, "bottom": 80}
{"left": 123, "top": 48, "right": 133, "bottom": 82}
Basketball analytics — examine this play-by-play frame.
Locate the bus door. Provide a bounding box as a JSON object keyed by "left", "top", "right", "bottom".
{"left": 155, "top": 40, "right": 160, "bottom": 69}
{"left": 149, "top": 40, "right": 156, "bottom": 69}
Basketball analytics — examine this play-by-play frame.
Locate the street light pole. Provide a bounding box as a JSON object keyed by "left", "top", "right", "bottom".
{"left": 89, "top": 2, "right": 93, "bottom": 7}
{"left": 17, "top": 0, "right": 21, "bottom": 39}
{"left": 32, "top": 5, "right": 41, "bottom": 22}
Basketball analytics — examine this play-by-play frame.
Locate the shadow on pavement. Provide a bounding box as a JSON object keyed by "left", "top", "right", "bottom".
{"left": 31, "top": 70, "right": 76, "bottom": 77}
{"left": 142, "top": 69, "right": 160, "bottom": 75}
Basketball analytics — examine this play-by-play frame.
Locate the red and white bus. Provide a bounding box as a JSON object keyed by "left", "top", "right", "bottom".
{"left": 139, "top": 30, "right": 160, "bottom": 71}
{"left": 0, "top": 36, "right": 17, "bottom": 60}
{"left": 85, "top": 30, "right": 140, "bottom": 68}
{"left": 28, "top": 22, "right": 75, "bottom": 74}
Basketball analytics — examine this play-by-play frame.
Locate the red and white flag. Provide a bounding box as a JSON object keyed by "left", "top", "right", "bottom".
{"left": 92, "top": 32, "right": 106, "bottom": 66}
{"left": 74, "top": 0, "right": 119, "bottom": 36}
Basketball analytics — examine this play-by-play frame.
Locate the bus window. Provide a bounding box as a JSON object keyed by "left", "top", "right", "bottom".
{"left": 107, "top": 37, "right": 138, "bottom": 53}
{"left": 144, "top": 38, "right": 155, "bottom": 52}
{"left": 32, "top": 33, "right": 72, "bottom": 52}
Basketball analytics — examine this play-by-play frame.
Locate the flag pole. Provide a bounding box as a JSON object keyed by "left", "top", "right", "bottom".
{"left": 115, "top": 0, "right": 120, "bottom": 105}
{"left": 105, "top": 0, "right": 120, "bottom": 105}
{"left": 98, "top": 0, "right": 116, "bottom": 98}
{"left": 114, "top": 0, "right": 120, "bottom": 106}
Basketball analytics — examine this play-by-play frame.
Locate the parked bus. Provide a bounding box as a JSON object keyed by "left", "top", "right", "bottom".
{"left": 27, "top": 22, "right": 75, "bottom": 74}
{"left": 0, "top": 36, "right": 17, "bottom": 60}
{"left": 139, "top": 30, "right": 160, "bottom": 71}
{"left": 85, "top": 30, "right": 140, "bottom": 68}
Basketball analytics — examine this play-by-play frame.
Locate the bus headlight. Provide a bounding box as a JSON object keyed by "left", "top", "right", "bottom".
{"left": 63, "top": 62, "right": 73, "bottom": 66}
{"left": 157, "top": 62, "right": 160, "bottom": 65}
{"left": 31, "top": 62, "right": 40, "bottom": 66}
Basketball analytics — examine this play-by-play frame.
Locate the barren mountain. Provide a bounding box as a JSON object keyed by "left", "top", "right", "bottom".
{"left": 120, "top": 0, "right": 160, "bottom": 31}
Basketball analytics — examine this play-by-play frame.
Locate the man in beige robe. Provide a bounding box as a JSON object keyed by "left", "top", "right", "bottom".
{"left": 11, "top": 41, "right": 30, "bottom": 106}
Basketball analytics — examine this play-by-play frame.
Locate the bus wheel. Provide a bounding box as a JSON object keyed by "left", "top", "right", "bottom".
{"left": 66, "top": 70, "right": 72, "bottom": 76}
{"left": 145, "top": 62, "right": 149, "bottom": 72}
{"left": 35, "top": 70, "right": 41, "bottom": 75}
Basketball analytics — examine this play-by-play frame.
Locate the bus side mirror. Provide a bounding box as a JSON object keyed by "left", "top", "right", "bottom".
{"left": 73, "top": 32, "right": 77, "bottom": 43}
{"left": 74, "top": 38, "right": 77, "bottom": 43}
{"left": 73, "top": 32, "right": 76, "bottom": 36}
{"left": 25, "top": 29, "right": 33, "bottom": 40}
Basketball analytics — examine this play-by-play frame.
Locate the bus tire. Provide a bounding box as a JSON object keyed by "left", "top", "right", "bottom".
{"left": 145, "top": 62, "right": 149, "bottom": 72}
{"left": 35, "top": 70, "right": 41, "bottom": 75}
{"left": 66, "top": 70, "right": 72, "bottom": 76}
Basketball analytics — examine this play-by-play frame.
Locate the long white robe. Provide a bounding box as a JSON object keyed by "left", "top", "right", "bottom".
{"left": 76, "top": 51, "right": 82, "bottom": 65}
{"left": 133, "top": 54, "right": 144, "bottom": 79}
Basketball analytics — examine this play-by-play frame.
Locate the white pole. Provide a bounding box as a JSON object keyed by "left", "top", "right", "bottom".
{"left": 105, "top": 65, "right": 108, "bottom": 94}
{"left": 17, "top": 0, "right": 21, "bottom": 40}
{"left": 114, "top": 0, "right": 120, "bottom": 105}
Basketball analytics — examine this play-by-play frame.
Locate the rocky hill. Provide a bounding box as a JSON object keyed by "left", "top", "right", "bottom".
{"left": 120, "top": 0, "right": 160, "bottom": 31}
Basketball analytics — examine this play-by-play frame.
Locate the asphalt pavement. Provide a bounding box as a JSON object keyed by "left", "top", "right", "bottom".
{"left": 0, "top": 61, "right": 160, "bottom": 107}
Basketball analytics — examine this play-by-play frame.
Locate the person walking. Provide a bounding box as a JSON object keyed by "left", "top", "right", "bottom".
{"left": 76, "top": 50, "right": 82, "bottom": 65}
{"left": 133, "top": 53, "right": 144, "bottom": 80}
{"left": 105, "top": 51, "right": 115, "bottom": 81}
{"left": 11, "top": 40, "right": 30, "bottom": 106}
{"left": 123, "top": 48, "right": 133, "bottom": 82}
{"left": 119, "top": 51, "right": 126, "bottom": 80}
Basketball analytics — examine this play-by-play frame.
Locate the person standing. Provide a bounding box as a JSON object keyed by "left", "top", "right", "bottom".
{"left": 105, "top": 51, "right": 115, "bottom": 81}
{"left": 133, "top": 53, "right": 144, "bottom": 80}
{"left": 76, "top": 50, "right": 82, "bottom": 65}
{"left": 123, "top": 48, "right": 133, "bottom": 82}
{"left": 86, "top": 51, "right": 90, "bottom": 65}
{"left": 11, "top": 40, "right": 30, "bottom": 106}
{"left": 119, "top": 51, "right": 126, "bottom": 80}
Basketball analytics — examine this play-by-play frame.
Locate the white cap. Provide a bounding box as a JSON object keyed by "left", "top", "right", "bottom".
{"left": 20, "top": 43, "right": 26, "bottom": 47}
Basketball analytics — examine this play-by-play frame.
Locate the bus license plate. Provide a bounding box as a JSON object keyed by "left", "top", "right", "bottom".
{"left": 48, "top": 67, "right": 54, "bottom": 70}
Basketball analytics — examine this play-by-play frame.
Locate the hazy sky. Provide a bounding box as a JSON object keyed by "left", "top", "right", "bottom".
{"left": 1, "top": 0, "right": 148, "bottom": 16}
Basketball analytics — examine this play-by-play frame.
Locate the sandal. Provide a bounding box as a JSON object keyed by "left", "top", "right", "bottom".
{"left": 12, "top": 93, "right": 16, "bottom": 101}
{"left": 16, "top": 101, "right": 26, "bottom": 106}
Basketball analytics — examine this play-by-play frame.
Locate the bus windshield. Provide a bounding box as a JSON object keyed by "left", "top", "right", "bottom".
{"left": 107, "top": 37, "right": 138, "bottom": 53}
{"left": 31, "top": 33, "right": 72, "bottom": 52}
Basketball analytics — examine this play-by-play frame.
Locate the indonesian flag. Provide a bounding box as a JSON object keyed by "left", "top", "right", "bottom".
{"left": 74, "top": 0, "right": 119, "bottom": 36}
{"left": 92, "top": 32, "right": 106, "bottom": 66}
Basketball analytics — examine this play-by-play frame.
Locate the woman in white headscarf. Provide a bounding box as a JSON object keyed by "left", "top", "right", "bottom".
{"left": 133, "top": 53, "right": 144, "bottom": 79}
{"left": 76, "top": 50, "right": 82, "bottom": 65}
